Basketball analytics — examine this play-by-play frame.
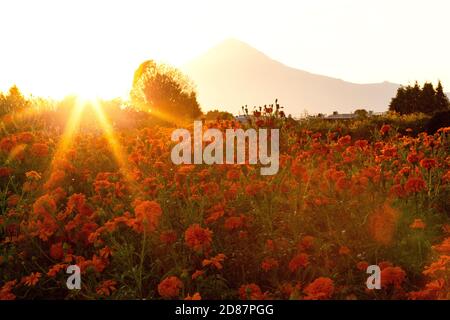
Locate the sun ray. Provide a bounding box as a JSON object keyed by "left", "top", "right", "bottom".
{"left": 89, "top": 99, "right": 141, "bottom": 192}
{"left": 131, "top": 99, "right": 190, "bottom": 127}
{"left": 147, "top": 108, "right": 189, "bottom": 127}
{"left": 0, "top": 103, "right": 44, "bottom": 127}
{"left": 6, "top": 144, "right": 26, "bottom": 163}
{"left": 49, "top": 98, "right": 86, "bottom": 170}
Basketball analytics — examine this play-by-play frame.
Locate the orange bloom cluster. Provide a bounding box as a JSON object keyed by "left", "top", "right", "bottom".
{"left": 303, "top": 277, "right": 335, "bottom": 300}
{"left": 184, "top": 224, "right": 213, "bottom": 254}
{"left": 0, "top": 112, "right": 448, "bottom": 300}
{"left": 380, "top": 267, "right": 406, "bottom": 289}
{"left": 158, "top": 276, "right": 183, "bottom": 299}
{"left": 132, "top": 200, "right": 162, "bottom": 233}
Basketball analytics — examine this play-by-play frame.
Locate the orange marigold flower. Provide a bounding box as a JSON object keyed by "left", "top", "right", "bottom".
{"left": 279, "top": 282, "right": 302, "bottom": 299}
{"left": 25, "top": 170, "right": 41, "bottom": 181}
{"left": 404, "top": 177, "right": 426, "bottom": 194}
{"left": 378, "top": 261, "right": 393, "bottom": 270}
{"left": 303, "top": 277, "right": 334, "bottom": 300}
{"left": 65, "top": 193, "right": 92, "bottom": 216}
{"left": 380, "top": 124, "right": 391, "bottom": 135}
{"left": 291, "top": 160, "right": 309, "bottom": 182}
{"left": 338, "top": 135, "right": 352, "bottom": 146}
{"left": 0, "top": 280, "right": 17, "bottom": 300}
{"left": 356, "top": 261, "right": 369, "bottom": 271}
{"left": 47, "top": 264, "right": 67, "bottom": 277}
{"left": 96, "top": 280, "right": 117, "bottom": 296}
{"left": 185, "top": 224, "right": 213, "bottom": 253}
{"left": 389, "top": 184, "right": 407, "bottom": 198}
{"left": 157, "top": 276, "right": 183, "bottom": 299}
{"left": 50, "top": 242, "right": 64, "bottom": 260}
{"left": 185, "top": 292, "right": 202, "bottom": 300}
{"left": 355, "top": 139, "right": 369, "bottom": 149}
{"left": 205, "top": 208, "right": 225, "bottom": 224}
{"left": 339, "top": 246, "right": 351, "bottom": 256}
{"left": 0, "top": 167, "right": 13, "bottom": 177}
{"left": 381, "top": 266, "right": 406, "bottom": 288}
{"left": 99, "top": 246, "right": 112, "bottom": 259}
{"left": 261, "top": 258, "right": 279, "bottom": 272}
{"left": 288, "top": 253, "right": 310, "bottom": 272}
{"left": 91, "top": 254, "right": 107, "bottom": 273}
{"left": 239, "top": 283, "right": 263, "bottom": 300}
{"left": 409, "top": 279, "right": 445, "bottom": 300}
{"left": 432, "top": 238, "right": 450, "bottom": 254}
{"left": 335, "top": 176, "right": 350, "bottom": 192}
{"left": 30, "top": 143, "right": 49, "bottom": 157}
{"left": 423, "top": 255, "right": 450, "bottom": 276}
{"left": 202, "top": 253, "right": 226, "bottom": 270}
{"left": 443, "top": 224, "right": 450, "bottom": 234}
{"left": 226, "top": 168, "right": 241, "bottom": 181}
{"left": 201, "top": 182, "right": 220, "bottom": 197}
{"left": 407, "top": 151, "right": 420, "bottom": 164}
{"left": 224, "top": 216, "right": 244, "bottom": 231}
{"left": 7, "top": 194, "right": 20, "bottom": 207}
{"left": 410, "top": 218, "right": 426, "bottom": 230}
{"left": 192, "top": 270, "right": 204, "bottom": 280}
{"left": 44, "top": 169, "right": 65, "bottom": 190}
{"left": 245, "top": 181, "right": 266, "bottom": 196}
{"left": 33, "top": 194, "right": 56, "bottom": 217}
{"left": 298, "top": 235, "right": 315, "bottom": 251}
{"left": 17, "top": 131, "right": 34, "bottom": 143}
{"left": 442, "top": 170, "right": 450, "bottom": 184}
{"left": 419, "top": 158, "right": 437, "bottom": 170}
{"left": 133, "top": 200, "right": 162, "bottom": 233}
{"left": 22, "top": 272, "right": 41, "bottom": 287}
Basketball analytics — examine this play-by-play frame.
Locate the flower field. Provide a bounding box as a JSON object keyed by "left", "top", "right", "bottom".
{"left": 0, "top": 106, "right": 449, "bottom": 300}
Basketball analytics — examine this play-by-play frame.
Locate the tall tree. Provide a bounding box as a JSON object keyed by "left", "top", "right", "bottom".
{"left": 0, "top": 85, "right": 30, "bottom": 116}
{"left": 419, "top": 82, "right": 436, "bottom": 114}
{"left": 435, "top": 80, "right": 450, "bottom": 112}
{"left": 131, "top": 60, "right": 202, "bottom": 124}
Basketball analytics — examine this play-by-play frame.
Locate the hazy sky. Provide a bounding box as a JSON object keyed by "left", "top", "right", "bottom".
{"left": 1, "top": 0, "right": 449, "bottom": 99}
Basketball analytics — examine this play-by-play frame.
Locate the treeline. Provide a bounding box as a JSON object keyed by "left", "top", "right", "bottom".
{"left": 389, "top": 81, "right": 449, "bottom": 115}
{"left": 0, "top": 85, "right": 30, "bottom": 117}
{"left": 1, "top": 59, "right": 237, "bottom": 128}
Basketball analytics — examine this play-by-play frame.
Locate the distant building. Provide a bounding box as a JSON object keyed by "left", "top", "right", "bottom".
{"left": 324, "top": 111, "right": 357, "bottom": 120}
{"left": 235, "top": 115, "right": 249, "bottom": 123}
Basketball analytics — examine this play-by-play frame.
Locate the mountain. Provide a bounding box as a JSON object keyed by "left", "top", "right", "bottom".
{"left": 182, "top": 38, "right": 400, "bottom": 116}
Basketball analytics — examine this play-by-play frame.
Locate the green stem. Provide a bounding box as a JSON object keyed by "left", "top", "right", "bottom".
{"left": 138, "top": 229, "right": 146, "bottom": 298}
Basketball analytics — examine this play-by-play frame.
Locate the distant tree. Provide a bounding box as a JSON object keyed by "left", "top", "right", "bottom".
{"left": 389, "top": 81, "right": 448, "bottom": 115}
{"left": 354, "top": 109, "right": 369, "bottom": 118}
{"left": 0, "top": 85, "right": 30, "bottom": 116}
{"left": 419, "top": 82, "right": 436, "bottom": 113}
{"left": 435, "top": 81, "right": 450, "bottom": 112}
{"left": 411, "top": 82, "right": 422, "bottom": 112}
{"left": 205, "top": 109, "right": 234, "bottom": 121}
{"left": 130, "top": 60, "right": 202, "bottom": 123}
{"left": 389, "top": 87, "right": 406, "bottom": 114}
